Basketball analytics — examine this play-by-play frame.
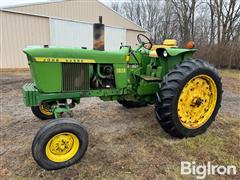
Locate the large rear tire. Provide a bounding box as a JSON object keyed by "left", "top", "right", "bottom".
{"left": 32, "top": 118, "right": 88, "bottom": 170}
{"left": 155, "top": 59, "right": 222, "bottom": 138}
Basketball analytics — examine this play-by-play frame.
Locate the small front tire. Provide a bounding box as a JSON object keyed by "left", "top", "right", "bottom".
{"left": 32, "top": 118, "right": 88, "bottom": 170}
{"left": 31, "top": 102, "right": 54, "bottom": 120}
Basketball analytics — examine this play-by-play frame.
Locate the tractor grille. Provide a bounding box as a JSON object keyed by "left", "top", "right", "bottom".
{"left": 62, "top": 63, "right": 89, "bottom": 92}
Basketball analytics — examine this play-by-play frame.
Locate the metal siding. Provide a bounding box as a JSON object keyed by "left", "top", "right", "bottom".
{"left": 8, "top": 0, "right": 144, "bottom": 32}
{"left": 1, "top": 11, "right": 50, "bottom": 69}
{"left": 126, "top": 30, "right": 144, "bottom": 48}
{"left": 50, "top": 18, "right": 93, "bottom": 49}
{"left": 105, "top": 26, "right": 126, "bottom": 51}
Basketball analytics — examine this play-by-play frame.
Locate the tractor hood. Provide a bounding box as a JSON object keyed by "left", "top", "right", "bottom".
{"left": 23, "top": 47, "right": 129, "bottom": 64}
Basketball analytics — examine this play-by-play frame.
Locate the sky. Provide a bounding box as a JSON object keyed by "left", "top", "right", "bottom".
{"left": 0, "top": 0, "right": 111, "bottom": 8}
{"left": 0, "top": 0, "right": 50, "bottom": 7}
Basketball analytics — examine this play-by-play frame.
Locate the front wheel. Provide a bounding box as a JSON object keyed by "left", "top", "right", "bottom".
{"left": 32, "top": 118, "right": 88, "bottom": 170}
{"left": 31, "top": 102, "right": 54, "bottom": 120}
{"left": 155, "top": 59, "right": 222, "bottom": 138}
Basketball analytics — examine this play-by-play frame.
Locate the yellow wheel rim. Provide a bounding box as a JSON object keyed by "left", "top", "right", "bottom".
{"left": 46, "top": 132, "right": 80, "bottom": 162}
{"left": 39, "top": 103, "right": 53, "bottom": 116}
{"left": 177, "top": 75, "right": 217, "bottom": 129}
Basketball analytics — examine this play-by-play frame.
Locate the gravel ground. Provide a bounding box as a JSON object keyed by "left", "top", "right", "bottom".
{"left": 0, "top": 70, "right": 239, "bottom": 180}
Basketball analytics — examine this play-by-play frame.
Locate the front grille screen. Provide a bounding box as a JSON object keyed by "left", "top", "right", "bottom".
{"left": 62, "top": 63, "right": 89, "bottom": 91}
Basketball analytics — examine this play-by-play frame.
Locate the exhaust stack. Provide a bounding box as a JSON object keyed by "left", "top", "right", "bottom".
{"left": 93, "top": 16, "right": 104, "bottom": 51}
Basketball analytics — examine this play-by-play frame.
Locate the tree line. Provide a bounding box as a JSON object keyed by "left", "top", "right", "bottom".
{"left": 111, "top": 0, "right": 240, "bottom": 69}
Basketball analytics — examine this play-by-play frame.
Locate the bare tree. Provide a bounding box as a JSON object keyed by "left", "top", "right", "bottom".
{"left": 208, "top": 0, "right": 217, "bottom": 44}
{"left": 110, "top": 0, "right": 240, "bottom": 69}
{"left": 170, "top": 0, "right": 197, "bottom": 44}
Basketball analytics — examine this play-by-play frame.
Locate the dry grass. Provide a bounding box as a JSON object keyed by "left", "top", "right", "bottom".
{"left": 0, "top": 69, "right": 239, "bottom": 180}
{"left": 220, "top": 69, "right": 240, "bottom": 95}
{"left": 195, "top": 42, "right": 240, "bottom": 69}
{"left": 220, "top": 69, "right": 240, "bottom": 80}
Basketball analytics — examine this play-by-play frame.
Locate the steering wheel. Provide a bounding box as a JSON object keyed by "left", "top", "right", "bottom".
{"left": 137, "top": 34, "right": 153, "bottom": 50}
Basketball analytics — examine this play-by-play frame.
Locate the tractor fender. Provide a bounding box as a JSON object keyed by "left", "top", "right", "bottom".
{"left": 156, "top": 48, "right": 197, "bottom": 58}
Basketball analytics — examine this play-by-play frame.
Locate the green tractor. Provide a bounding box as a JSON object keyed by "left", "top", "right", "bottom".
{"left": 22, "top": 34, "right": 222, "bottom": 170}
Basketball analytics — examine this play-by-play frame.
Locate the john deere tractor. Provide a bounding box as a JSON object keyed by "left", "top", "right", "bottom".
{"left": 22, "top": 33, "right": 222, "bottom": 170}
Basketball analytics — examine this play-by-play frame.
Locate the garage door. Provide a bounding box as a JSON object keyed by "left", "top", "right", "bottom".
{"left": 50, "top": 18, "right": 126, "bottom": 51}
{"left": 105, "top": 26, "right": 126, "bottom": 51}
{"left": 50, "top": 18, "right": 93, "bottom": 49}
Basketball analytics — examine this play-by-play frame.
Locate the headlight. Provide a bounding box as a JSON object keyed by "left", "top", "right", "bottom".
{"left": 163, "top": 50, "right": 168, "bottom": 57}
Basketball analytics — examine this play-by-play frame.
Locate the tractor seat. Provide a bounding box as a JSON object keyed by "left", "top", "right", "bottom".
{"left": 149, "top": 39, "right": 177, "bottom": 57}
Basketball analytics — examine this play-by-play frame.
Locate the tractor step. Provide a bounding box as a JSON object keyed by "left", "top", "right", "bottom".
{"left": 140, "top": 75, "right": 161, "bottom": 81}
